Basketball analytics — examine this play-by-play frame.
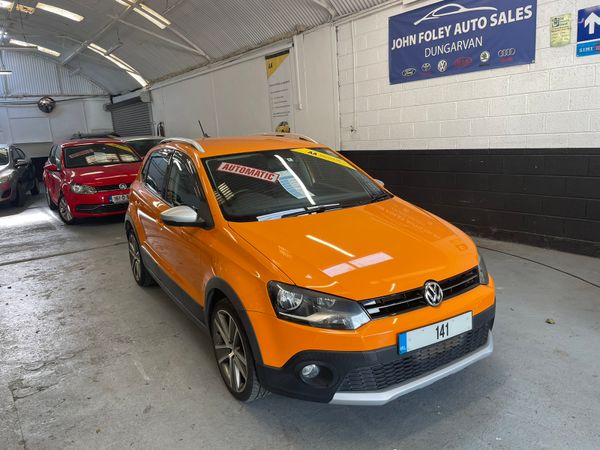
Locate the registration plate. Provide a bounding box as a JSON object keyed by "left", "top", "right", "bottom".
{"left": 398, "top": 312, "right": 472, "bottom": 355}
{"left": 110, "top": 194, "right": 129, "bottom": 204}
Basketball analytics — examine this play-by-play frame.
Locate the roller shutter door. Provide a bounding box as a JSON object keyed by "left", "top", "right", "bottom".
{"left": 109, "top": 99, "right": 153, "bottom": 136}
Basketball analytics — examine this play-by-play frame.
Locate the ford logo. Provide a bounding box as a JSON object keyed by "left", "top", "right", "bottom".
{"left": 402, "top": 68, "right": 416, "bottom": 77}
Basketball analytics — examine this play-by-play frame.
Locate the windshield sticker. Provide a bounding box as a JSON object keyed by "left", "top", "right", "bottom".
{"left": 277, "top": 170, "right": 313, "bottom": 199}
{"left": 292, "top": 148, "right": 355, "bottom": 169}
{"left": 68, "top": 149, "right": 94, "bottom": 159}
{"left": 217, "top": 162, "right": 279, "bottom": 183}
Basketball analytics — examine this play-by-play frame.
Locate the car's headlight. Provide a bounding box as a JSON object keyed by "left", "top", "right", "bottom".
{"left": 0, "top": 171, "right": 14, "bottom": 183}
{"left": 478, "top": 253, "right": 489, "bottom": 285}
{"left": 70, "top": 183, "right": 97, "bottom": 194}
{"left": 268, "top": 281, "right": 370, "bottom": 330}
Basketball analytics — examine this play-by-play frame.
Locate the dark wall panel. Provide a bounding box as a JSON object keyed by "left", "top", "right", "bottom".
{"left": 343, "top": 149, "right": 600, "bottom": 258}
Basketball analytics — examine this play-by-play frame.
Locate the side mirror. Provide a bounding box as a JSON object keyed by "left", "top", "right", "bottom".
{"left": 160, "top": 205, "right": 206, "bottom": 227}
{"left": 374, "top": 179, "right": 385, "bottom": 187}
{"left": 45, "top": 162, "right": 58, "bottom": 172}
{"left": 15, "top": 159, "right": 28, "bottom": 168}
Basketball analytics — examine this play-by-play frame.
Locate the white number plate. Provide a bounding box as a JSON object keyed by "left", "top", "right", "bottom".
{"left": 398, "top": 312, "right": 472, "bottom": 355}
{"left": 110, "top": 194, "right": 129, "bottom": 204}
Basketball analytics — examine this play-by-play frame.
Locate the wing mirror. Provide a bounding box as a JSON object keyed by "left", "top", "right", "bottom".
{"left": 374, "top": 179, "right": 385, "bottom": 187}
{"left": 45, "top": 162, "right": 58, "bottom": 172}
{"left": 15, "top": 159, "right": 28, "bottom": 168}
{"left": 160, "top": 205, "right": 207, "bottom": 228}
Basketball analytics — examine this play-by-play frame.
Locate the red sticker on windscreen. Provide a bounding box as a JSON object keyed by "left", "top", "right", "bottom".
{"left": 217, "top": 162, "right": 279, "bottom": 183}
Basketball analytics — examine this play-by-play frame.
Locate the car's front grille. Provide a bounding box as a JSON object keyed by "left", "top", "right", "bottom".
{"left": 361, "top": 267, "right": 480, "bottom": 319}
{"left": 75, "top": 203, "right": 128, "bottom": 214}
{"left": 94, "top": 183, "right": 130, "bottom": 192}
{"left": 338, "top": 321, "right": 490, "bottom": 392}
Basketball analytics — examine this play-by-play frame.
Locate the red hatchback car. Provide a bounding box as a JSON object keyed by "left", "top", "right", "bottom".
{"left": 43, "top": 139, "right": 142, "bottom": 224}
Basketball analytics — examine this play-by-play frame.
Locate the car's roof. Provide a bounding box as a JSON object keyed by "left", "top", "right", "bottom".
{"left": 122, "top": 136, "right": 163, "bottom": 141}
{"left": 170, "top": 135, "right": 323, "bottom": 158}
{"left": 62, "top": 138, "right": 127, "bottom": 148}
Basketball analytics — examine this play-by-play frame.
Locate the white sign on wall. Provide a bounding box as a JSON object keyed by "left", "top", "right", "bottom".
{"left": 265, "top": 50, "right": 293, "bottom": 133}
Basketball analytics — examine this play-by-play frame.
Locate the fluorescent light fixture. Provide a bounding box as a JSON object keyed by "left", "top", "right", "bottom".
{"left": 9, "top": 39, "right": 36, "bottom": 47}
{"left": 15, "top": 4, "right": 34, "bottom": 14}
{"left": 9, "top": 39, "right": 60, "bottom": 57}
{"left": 108, "top": 54, "right": 135, "bottom": 72}
{"left": 127, "top": 71, "right": 148, "bottom": 87}
{"left": 0, "top": 1, "right": 13, "bottom": 10}
{"left": 36, "top": 2, "right": 84, "bottom": 22}
{"left": 0, "top": 70, "right": 13, "bottom": 75}
{"left": 138, "top": 3, "right": 170, "bottom": 26}
{"left": 37, "top": 45, "right": 60, "bottom": 57}
{"left": 132, "top": 7, "right": 166, "bottom": 29}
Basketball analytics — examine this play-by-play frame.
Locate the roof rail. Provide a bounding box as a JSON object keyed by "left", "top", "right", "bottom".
{"left": 257, "top": 132, "right": 318, "bottom": 144}
{"left": 160, "top": 137, "right": 205, "bottom": 152}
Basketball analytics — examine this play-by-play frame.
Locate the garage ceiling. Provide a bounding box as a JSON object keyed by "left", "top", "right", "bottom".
{"left": 0, "top": 0, "right": 390, "bottom": 94}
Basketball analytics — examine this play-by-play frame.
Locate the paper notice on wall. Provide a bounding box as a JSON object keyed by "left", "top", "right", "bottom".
{"left": 265, "top": 50, "right": 293, "bottom": 133}
{"left": 550, "top": 14, "right": 572, "bottom": 47}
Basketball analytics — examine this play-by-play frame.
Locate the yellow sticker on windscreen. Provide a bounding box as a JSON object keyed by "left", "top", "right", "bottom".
{"left": 292, "top": 148, "right": 355, "bottom": 170}
{"left": 107, "top": 143, "right": 133, "bottom": 152}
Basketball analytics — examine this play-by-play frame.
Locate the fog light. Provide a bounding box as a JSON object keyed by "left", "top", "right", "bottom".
{"left": 301, "top": 364, "right": 320, "bottom": 380}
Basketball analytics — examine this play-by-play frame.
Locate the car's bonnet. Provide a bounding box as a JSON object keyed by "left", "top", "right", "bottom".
{"left": 228, "top": 197, "right": 478, "bottom": 300}
{"left": 63, "top": 162, "right": 141, "bottom": 185}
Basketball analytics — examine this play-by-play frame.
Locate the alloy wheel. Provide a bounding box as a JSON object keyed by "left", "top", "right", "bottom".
{"left": 58, "top": 197, "right": 72, "bottom": 222}
{"left": 128, "top": 234, "right": 142, "bottom": 282}
{"left": 212, "top": 310, "right": 248, "bottom": 393}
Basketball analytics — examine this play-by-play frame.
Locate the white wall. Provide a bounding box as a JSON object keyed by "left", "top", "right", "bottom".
{"left": 0, "top": 97, "right": 112, "bottom": 158}
{"left": 150, "top": 26, "right": 339, "bottom": 148}
{"left": 337, "top": 0, "right": 600, "bottom": 150}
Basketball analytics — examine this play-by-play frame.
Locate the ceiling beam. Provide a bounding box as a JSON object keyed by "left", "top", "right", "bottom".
{"left": 61, "top": 1, "right": 139, "bottom": 66}
{"left": 115, "top": 18, "right": 207, "bottom": 57}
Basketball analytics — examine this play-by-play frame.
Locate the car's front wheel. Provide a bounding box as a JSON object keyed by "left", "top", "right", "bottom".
{"left": 11, "top": 183, "right": 25, "bottom": 207}
{"left": 45, "top": 187, "right": 57, "bottom": 210}
{"left": 210, "top": 300, "right": 268, "bottom": 402}
{"left": 58, "top": 194, "right": 75, "bottom": 224}
{"left": 127, "top": 229, "right": 155, "bottom": 287}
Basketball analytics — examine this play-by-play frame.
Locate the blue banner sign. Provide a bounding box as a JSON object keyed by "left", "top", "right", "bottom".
{"left": 576, "top": 6, "right": 600, "bottom": 57}
{"left": 389, "top": 0, "right": 537, "bottom": 84}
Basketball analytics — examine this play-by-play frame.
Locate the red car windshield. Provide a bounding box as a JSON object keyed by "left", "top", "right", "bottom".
{"left": 64, "top": 143, "right": 141, "bottom": 169}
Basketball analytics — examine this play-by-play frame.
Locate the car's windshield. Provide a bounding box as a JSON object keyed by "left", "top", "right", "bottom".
{"left": 203, "top": 148, "right": 390, "bottom": 222}
{"left": 64, "top": 143, "right": 141, "bottom": 169}
{"left": 0, "top": 148, "right": 8, "bottom": 166}
{"left": 127, "top": 139, "right": 163, "bottom": 157}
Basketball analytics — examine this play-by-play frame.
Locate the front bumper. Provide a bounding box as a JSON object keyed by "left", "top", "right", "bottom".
{"left": 255, "top": 304, "right": 495, "bottom": 404}
{"left": 66, "top": 189, "right": 130, "bottom": 218}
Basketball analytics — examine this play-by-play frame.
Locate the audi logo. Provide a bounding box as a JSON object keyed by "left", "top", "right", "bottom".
{"left": 498, "top": 48, "right": 516, "bottom": 57}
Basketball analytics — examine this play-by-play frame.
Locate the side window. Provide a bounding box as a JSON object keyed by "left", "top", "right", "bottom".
{"left": 165, "top": 153, "right": 203, "bottom": 209}
{"left": 15, "top": 148, "right": 26, "bottom": 160}
{"left": 144, "top": 152, "right": 170, "bottom": 197}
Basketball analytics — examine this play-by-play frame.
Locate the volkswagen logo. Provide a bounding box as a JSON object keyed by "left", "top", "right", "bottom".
{"left": 498, "top": 48, "right": 516, "bottom": 58}
{"left": 402, "top": 68, "right": 416, "bottom": 77}
{"left": 437, "top": 59, "right": 448, "bottom": 73}
{"left": 424, "top": 281, "right": 444, "bottom": 307}
{"left": 119, "top": 183, "right": 127, "bottom": 190}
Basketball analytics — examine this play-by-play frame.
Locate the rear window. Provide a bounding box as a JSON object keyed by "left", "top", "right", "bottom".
{"left": 64, "top": 143, "right": 140, "bottom": 168}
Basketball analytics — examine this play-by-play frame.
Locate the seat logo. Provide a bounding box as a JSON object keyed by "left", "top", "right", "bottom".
{"left": 424, "top": 281, "right": 444, "bottom": 307}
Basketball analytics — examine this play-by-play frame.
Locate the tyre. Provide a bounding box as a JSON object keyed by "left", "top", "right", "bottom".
{"left": 11, "top": 183, "right": 25, "bottom": 207}
{"left": 45, "top": 187, "right": 57, "bottom": 210}
{"left": 127, "top": 229, "right": 155, "bottom": 287}
{"left": 57, "top": 194, "right": 76, "bottom": 224}
{"left": 210, "top": 300, "right": 268, "bottom": 402}
{"left": 31, "top": 179, "right": 39, "bottom": 195}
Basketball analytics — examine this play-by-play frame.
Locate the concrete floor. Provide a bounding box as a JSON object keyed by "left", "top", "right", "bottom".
{"left": 1, "top": 195, "right": 599, "bottom": 450}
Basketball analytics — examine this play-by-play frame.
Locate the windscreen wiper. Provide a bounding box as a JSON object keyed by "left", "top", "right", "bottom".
{"left": 281, "top": 203, "right": 341, "bottom": 218}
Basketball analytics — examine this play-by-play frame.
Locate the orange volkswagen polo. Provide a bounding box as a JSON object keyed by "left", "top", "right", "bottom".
{"left": 125, "top": 134, "right": 495, "bottom": 405}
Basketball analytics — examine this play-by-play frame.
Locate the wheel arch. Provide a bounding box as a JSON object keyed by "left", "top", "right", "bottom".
{"left": 204, "top": 277, "right": 263, "bottom": 365}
